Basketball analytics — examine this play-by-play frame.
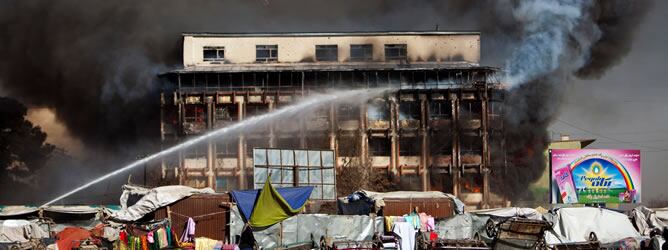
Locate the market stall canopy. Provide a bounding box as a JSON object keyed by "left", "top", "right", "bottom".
{"left": 110, "top": 185, "right": 214, "bottom": 222}
{"left": 230, "top": 179, "right": 313, "bottom": 228}
{"left": 544, "top": 207, "right": 642, "bottom": 244}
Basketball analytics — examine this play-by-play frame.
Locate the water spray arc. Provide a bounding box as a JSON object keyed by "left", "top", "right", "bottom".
{"left": 41, "top": 88, "right": 389, "bottom": 207}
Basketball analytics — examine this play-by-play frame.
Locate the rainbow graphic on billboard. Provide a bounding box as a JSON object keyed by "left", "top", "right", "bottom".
{"left": 550, "top": 149, "right": 641, "bottom": 204}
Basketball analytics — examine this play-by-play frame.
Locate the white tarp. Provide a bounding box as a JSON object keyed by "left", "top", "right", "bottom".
{"left": 631, "top": 206, "right": 667, "bottom": 236}
{"left": 110, "top": 185, "right": 214, "bottom": 221}
{"left": 544, "top": 207, "right": 641, "bottom": 244}
{"left": 0, "top": 220, "right": 49, "bottom": 243}
{"left": 470, "top": 207, "right": 543, "bottom": 220}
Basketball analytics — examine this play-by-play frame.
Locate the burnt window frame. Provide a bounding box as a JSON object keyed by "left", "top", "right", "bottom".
{"left": 203, "top": 46, "right": 225, "bottom": 61}
{"left": 315, "top": 45, "right": 338, "bottom": 62}
{"left": 399, "top": 137, "right": 420, "bottom": 156}
{"left": 350, "top": 44, "right": 373, "bottom": 61}
{"left": 384, "top": 44, "right": 407, "bottom": 61}
{"left": 256, "top": 45, "right": 278, "bottom": 62}
{"left": 429, "top": 101, "right": 452, "bottom": 119}
{"left": 399, "top": 101, "right": 420, "bottom": 120}
{"left": 369, "top": 138, "right": 391, "bottom": 156}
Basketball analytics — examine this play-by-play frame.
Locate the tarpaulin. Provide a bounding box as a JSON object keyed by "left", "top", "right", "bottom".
{"left": 56, "top": 227, "right": 91, "bottom": 250}
{"left": 470, "top": 207, "right": 543, "bottom": 220}
{"left": 631, "top": 206, "right": 667, "bottom": 236}
{"left": 544, "top": 207, "right": 642, "bottom": 245}
{"left": 229, "top": 205, "right": 384, "bottom": 249}
{"left": 0, "top": 219, "right": 49, "bottom": 243}
{"left": 230, "top": 179, "right": 312, "bottom": 227}
{"left": 110, "top": 185, "right": 214, "bottom": 222}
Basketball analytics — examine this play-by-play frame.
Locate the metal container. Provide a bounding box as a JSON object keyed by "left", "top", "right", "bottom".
{"left": 381, "top": 198, "right": 454, "bottom": 218}
{"left": 153, "top": 193, "right": 231, "bottom": 241}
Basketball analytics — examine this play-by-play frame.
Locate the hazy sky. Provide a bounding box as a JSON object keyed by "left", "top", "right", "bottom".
{"left": 550, "top": 0, "right": 668, "bottom": 202}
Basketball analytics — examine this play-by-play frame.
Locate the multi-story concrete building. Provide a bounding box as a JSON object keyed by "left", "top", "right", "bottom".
{"left": 159, "top": 31, "right": 505, "bottom": 207}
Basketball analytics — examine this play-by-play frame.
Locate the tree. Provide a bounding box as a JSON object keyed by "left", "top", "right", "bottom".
{"left": 0, "top": 97, "right": 54, "bottom": 186}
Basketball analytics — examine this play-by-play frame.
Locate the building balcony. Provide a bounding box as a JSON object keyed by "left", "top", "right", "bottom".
{"left": 430, "top": 155, "right": 453, "bottom": 167}
{"left": 338, "top": 120, "right": 359, "bottom": 131}
{"left": 461, "top": 153, "right": 482, "bottom": 165}
{"left": 399, "top": 119, "right": 420, "bottom": 130}
{"left": 460, "top": 118, "right": 481, "bottom": 130}
{"left": 368, "top": 120, "right": 390, "bottom": 130}
{"left": 183, "top": 122, "right": 206, "bottom": 135}
{"left": 429, "top": 119, "right": 452, "bottom": 130}
{"left": 306, "top": 117, "right": 329, "bottom": 131}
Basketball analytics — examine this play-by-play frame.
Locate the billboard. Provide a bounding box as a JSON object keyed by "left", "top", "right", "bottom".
{"left": 550, "top": 149, "right": 641, "bottom": 204}
{"left": 253, "top": 148, "right": 336, "bottom": 200}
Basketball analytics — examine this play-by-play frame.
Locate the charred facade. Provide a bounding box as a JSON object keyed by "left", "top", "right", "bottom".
{"left": 159, "top": 32, "right": 505, "bottom": 207}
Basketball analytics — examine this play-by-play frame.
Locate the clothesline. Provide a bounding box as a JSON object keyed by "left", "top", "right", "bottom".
{"left": 169, "top": 210, "right": 227, "bottom": 220}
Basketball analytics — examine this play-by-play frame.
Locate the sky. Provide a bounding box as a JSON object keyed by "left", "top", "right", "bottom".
{"left": 550, "top": 0, "right": 668, "bottom": 202}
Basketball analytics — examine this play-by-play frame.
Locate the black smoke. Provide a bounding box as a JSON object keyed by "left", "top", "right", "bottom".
{"left": 0, "top": 0, "right": 652, "bottom": 203}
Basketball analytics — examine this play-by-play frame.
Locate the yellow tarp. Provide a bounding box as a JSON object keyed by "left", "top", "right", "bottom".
{"left": 249, "top": 177, "right": 306, "bottom": 228}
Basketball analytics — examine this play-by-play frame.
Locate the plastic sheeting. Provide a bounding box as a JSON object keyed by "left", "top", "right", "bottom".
{"left": 544, "top": 207, "right": 642, "bottom": 244}
{"left": 631, "top": 206, "right": 667, "bottom": 236}
{"left": 229, "top": 206, "right": 384, "bottom": 249}
{"left": 110, "top": 185, "right": 214, "bottom": 222}
{"left": 0, "top": 205, "right": 119, "bottom": 217}
{"left": 0, "top": 220, "right": 49, "bottom": 243}
{"left": 470, "top": 207, "right": 543, "bottom": 220}
{"left": 652, "top": 207, "right": 668, "bottom": 224}
{"left": 230, "top": 186, "right": 313, "bottom": 223}
{"left": 432, "top": 213, "right": 489, "bottom": 240}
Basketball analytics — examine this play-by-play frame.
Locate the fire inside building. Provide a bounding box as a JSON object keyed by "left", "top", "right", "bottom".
{"left": 158, "top": 31, "right": 505, "bottom": 207}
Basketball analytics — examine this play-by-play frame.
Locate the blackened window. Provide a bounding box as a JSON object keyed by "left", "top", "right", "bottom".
{"left": 203, "top": 47, "right": 225, "bottom": 61}
{"left": 256, "top": 45, "right": 278, "bottom": 62}
{"left": 350, "top": 44, "right": 373, "bottom": 61}
{"left": 399, "top": 137, "right": 420, "bottom": 156}
{"left": 315, "top": 45, "right": 338, "bottom": 61}
{"left": 399, "top": 101, "right": 420, "bottom": 120}
{"left": 369, "top": 138, "right": 390, "bottom": 156}
{"left": 385, "top": 44, "right": 407, "bottom": 61}
{"left": 429, "top": 101, "right": 452, "bottom": 119}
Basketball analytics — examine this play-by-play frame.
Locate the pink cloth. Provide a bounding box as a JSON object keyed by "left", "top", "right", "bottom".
{"left": 147, "top": 231, "right": 154, "bottom": 244}
{"left": 419, "top": 212, "right": 435, "bottom": 231}
{"left": 180, "top": 217, "right": 196, "bottom": 242}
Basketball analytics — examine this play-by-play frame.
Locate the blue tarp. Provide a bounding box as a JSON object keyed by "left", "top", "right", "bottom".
{"left": 230, "top": 186, "right": 314, "bottom": 222}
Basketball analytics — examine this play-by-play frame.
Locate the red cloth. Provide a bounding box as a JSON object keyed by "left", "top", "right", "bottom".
{"left": 56, "top": 227, "right": 92, "bottom": 250}
{"left": 120, "top": 231, "right": 128, "bottom": 244}
{"left": 429, "top": 231, "right": 438, "bottom": 241}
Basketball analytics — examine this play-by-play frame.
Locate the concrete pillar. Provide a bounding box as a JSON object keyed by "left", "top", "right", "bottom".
{"left": 237, "top": 97, "right": 247, "bottom": 189}
{"left": 160, "top": 93, "right": 166, "bottom": 180}
{"left": 389, "top": 96, "right": 399, "bottom": 175}
{"left": 481, "top": 92, "right": 490, "bottom": 208}
{"left": 359, "top": 103, "right": 368, "bottom": 165}
{"left": 451, "top": 94, "right": 460, "bottom": 196}
{"left": 419, "top": 95, "right": 429, "bottom": 191}
{"left": 329, "top": 103, "right": 338, "bottom": 169}
{"left": 268, "top": 98, "right": 277, "bottom": 148}
{"left": 206, "top": 98, "right": 215, "bottom": 189}
{"left": 177, "top": 99, "right": 185, "bottom": 185}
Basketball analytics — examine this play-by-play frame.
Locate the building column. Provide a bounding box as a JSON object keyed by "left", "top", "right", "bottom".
{"left": 451, "top": 94, "right": 460, "bottom": 196}
{"left": 389, "top": 96, "right": 399, "bottom": 175}
{"left": 160, "top": 93, "right": 166, "bottom": 180}
{"left": 268, "top": 98, "right": 277, "bottom": 148}
{"left": 206, "top": 98, "right": 215, "bottom": 189}
{"left": 329, "top": 103, "right": 338, "bottom": 169}
{"left": 236, "top": 97, "right": 247, "bottom": 189}
{"left": 177, "top": 98, "right": 185, "bottom": 185}
{"left": 419, "top": 95, "right": 429, "bottom": 191}
{"left": 359, "top": 103, "right": 368, "bottom": 165}
{"left": 481, "top": 93, "right": 490, "bottom": 208}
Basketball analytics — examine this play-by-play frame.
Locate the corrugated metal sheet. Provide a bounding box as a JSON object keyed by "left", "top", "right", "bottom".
{"left": 154, "top": 193, "right": 231, "bottom": 241}
{"left": 382, "top": 198, "right": 454, "bottom": 218}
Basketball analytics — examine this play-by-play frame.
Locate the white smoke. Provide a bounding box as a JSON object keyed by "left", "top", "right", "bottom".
{"left": 504, "top": 0, "right": 602, "bottom": 86}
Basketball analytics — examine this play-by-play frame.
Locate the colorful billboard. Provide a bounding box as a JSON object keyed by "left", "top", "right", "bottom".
{"left": 550, "top": 149, "right": 641, "bottom": 204}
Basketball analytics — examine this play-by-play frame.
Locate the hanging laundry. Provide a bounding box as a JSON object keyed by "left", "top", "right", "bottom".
{"left": 147, "top": 231, "right": 154, "bottom": 244}
{"left": 180, "top": 217, "right": 196, "bottom": 243}
{"left": 403, "top": 212, "right": 420, "bottom": 230}
{"left": 195, "top": 237, "right": 218, "bottom": 250}
{"left": 141, "top": 235, "right": 149, "bottom": 250}
{"left": 166, "top": 226, "right": 173, "bottom": 245}
{"left": 392, "top": 221, "right": 416, "bottom": 250}
{"left": 419, "top": 212, "right": 435, "bottom": 231}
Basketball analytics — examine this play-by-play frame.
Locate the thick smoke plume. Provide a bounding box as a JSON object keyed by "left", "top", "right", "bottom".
{"left": 0, "top": 0, "right": 651, "bottom": 203}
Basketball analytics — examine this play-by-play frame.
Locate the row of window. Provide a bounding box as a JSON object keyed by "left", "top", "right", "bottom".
{"left": 203, "top": 44, "right": 408, "bottom": 62}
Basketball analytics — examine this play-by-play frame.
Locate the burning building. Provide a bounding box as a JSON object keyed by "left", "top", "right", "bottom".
{"left": 159, "top": 31, "right": 505, "bottom": 207}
